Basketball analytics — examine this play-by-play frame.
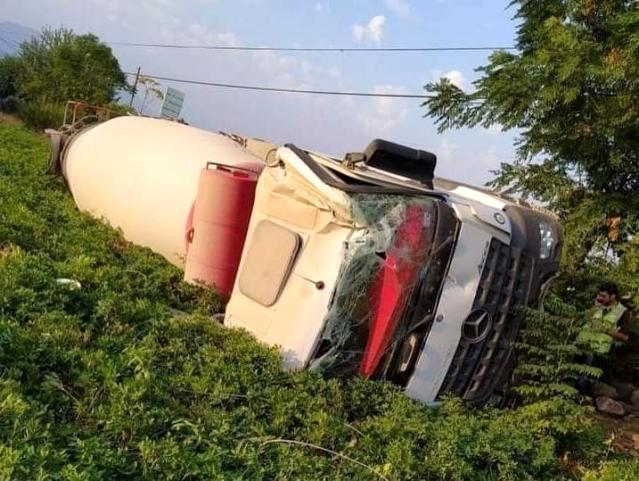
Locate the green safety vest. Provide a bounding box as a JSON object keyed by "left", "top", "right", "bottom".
{"left": 577, "top": 302, "right": 628, "bottom": 355}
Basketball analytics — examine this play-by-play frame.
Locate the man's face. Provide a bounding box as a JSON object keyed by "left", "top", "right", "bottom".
{"left": 596, "top": 291, "right": 616, "bottom": 306}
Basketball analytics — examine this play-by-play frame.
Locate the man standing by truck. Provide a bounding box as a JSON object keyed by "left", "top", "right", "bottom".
{"left": 577, "top": 283, "right": 637, "bottom": 393}
{"left": 578, "top": 283, "right": 631, "bottom": 356}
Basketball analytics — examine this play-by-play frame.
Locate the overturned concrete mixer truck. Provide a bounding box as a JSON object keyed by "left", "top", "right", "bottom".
{"left": 48, "top": 115, "right": 562, "bottom": 406}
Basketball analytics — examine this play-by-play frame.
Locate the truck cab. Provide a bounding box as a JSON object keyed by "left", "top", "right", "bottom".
{"left": 49, "top": 116, "right": 562, "bottom": 407}
{"left": 224, "top": 138, "right": 562, "bottom": 406}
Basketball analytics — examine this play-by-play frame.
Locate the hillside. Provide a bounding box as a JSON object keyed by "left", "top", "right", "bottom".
{"left": 0, "top": 21, "right": 37, "bottom": 56}
{"left": 0, "top": 122, "right": 637, "bottom": 480}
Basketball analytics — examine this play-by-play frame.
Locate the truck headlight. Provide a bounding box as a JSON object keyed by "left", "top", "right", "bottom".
{"left": 539, "top": 222, "right": 556, "bottom": 260}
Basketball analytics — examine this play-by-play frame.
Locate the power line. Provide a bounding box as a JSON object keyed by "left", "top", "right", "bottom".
{"left": 0, "top": 27, "right": 516, "bottom": 53}
{"left": 112, "top": 41, "right": 516, "bottom": 53}
{"left": 125, "top": 72, "right": 433, "bottom": 99}
{"left": 0, "top": 26, "right": 516, "bottom": 53}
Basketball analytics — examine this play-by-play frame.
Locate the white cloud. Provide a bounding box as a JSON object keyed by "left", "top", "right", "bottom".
{"left": 3, "top": 0, "right": 428, "bottom": 158}
{"left": 478, "top": 145, "right": 499, "bottom": 168}
{"left": 438, "top": 138, "right": 458, "bottom": 163}
{"left": 486, "top": 123, "right": 503, "bottom": 136}
{"left": 354, "top": 84, "right": 410, "bottom": 134}
{"left": 151, "top": 19, "right": 401, "bottom": 150}
{"left": 372, "top": 85, "right": 407, "bottom": 119}
{"left": 444, "top": 70, "right": 466, "bottom": 89}
{"left": 438, "top": 143, "right": 502, "bottom": 184}
{"left": 384, "top": 0, "right": 410, "bottom": 18}
{"left": 314, "top": 2, "right": 324, "bottom": 13}
{"left": 185, "top": 23, "right": 239, "bottom": 46}
{"left": 431, "top": 69, "right": 467, "bottom": 89}
{"left": 352, "top": 15, "right": 386, "bottom": 44}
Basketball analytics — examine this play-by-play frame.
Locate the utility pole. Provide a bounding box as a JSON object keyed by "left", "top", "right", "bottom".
{"left": 129, "top": 66, "right": 141, "bottom": 107}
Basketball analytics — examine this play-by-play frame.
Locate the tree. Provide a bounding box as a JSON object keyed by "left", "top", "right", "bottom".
{"left": 136, "top": 75, "right": 165, "bottom": 115}
{"left": 424, "top": 0, "right": 639, "bottom": 305}
{"left": 0, "top": 55, "right": 22, "bottom": 99}
{"left": 17, "top": 26, "right": 127, "bottom": 105}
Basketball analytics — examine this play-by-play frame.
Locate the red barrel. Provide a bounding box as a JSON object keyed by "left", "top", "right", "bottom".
{"left": 184, "top": 162, "right": 261, "bottom": 297}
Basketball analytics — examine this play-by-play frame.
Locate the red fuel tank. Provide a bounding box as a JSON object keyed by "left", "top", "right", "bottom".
{"left": 184, "top": 162, "right": 262, "bottom": 297}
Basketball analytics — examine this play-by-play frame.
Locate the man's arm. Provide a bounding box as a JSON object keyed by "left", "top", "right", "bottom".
{"left": 610, "top": 309, "right": 634, "bottom": 342}
{"left": 607, "top": 328, "right": 629, "bottom": 342}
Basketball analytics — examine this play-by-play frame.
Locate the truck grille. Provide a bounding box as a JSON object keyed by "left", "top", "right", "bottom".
{"left": 438, "top": 238, "right": 535, "bottom": 405}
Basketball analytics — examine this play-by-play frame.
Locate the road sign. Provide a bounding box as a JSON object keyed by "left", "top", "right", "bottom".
{"left": 160, "top": 87, "right": 185, "bottom": 119}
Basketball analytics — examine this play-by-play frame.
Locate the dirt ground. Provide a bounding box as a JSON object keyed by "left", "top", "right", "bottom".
{"left": 595, "top": 413, "right": 639, "bottom": 456}
{"left": 0, "top": 112, "right": 22, "bottom": 126}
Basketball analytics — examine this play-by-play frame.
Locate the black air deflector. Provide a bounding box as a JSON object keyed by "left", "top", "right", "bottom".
{"left": 363, "top": 139, "right": 437, "bottom": 189}
{"left": 285, "top": 144, "right": 444, "bottom": 197}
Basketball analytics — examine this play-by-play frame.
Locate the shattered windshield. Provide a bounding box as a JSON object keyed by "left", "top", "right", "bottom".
{"left": 308, "top": 193, "right": 438, "bottom": 378}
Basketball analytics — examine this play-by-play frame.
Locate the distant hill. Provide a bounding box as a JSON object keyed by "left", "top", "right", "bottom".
{"left": 0, "top": 21, "right": 38, "bottom": 56}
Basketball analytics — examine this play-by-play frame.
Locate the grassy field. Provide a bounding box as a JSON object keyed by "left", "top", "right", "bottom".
{"left": 0, "top": 122, "right": 637, "bottom": 480}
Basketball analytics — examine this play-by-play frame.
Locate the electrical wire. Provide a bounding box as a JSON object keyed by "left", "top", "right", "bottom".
{"left": 0, "top": 27, "right": 516, "bottom": 53}
{"left": 112, "top": 42, "right": 515, "bottom": 53}
{"left": 125, "top": 72, "right": 434, "bottom": 99}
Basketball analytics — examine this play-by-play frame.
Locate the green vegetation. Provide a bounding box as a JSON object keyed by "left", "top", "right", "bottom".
{"left": 17, "top": 99, "right": 65, "bottom": 130}
{"left": 0, "top": 56, "right": 21, "bottom": 100}
{"left": 581, "top": 460, "right": 639, "bottom": 481}
{"left": 0, "top": 2, "right": 636, "bottom": 478}
{"left": 17, "top": 27, "right": 126, "bottom": 106}
{"left": 424, "top": 0, "right": 639, "bottom": 308}
{"left": 514, "top": 296, "right": 601, "bottom": 404}
{"left": 1, "top": 119, "right": 637, "bottom": 479}
{"left": 0, "top": 27, "right": 127, "bottom": 130}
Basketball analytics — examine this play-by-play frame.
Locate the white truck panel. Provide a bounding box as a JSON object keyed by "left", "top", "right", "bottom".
{"left": 405, "top": 210, "right": 493, "bottom": 403}
{"left": 225, "top": 152, "right": 355, "bottom": 369}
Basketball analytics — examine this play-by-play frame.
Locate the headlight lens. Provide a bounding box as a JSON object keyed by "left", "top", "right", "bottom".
{"left": 539, "top": 222, "right": 555, "bottom": 260}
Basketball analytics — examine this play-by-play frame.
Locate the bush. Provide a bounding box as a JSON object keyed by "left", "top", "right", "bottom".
{"left": 514, "top": 294, "right": 601, "bottom": 404}
{"left": 17, "top": 27, "right": 127, "bottom": 105}
{"left": 105, "top": 102, "right": 136, "bottom": 117}
{"left": 17, "top": 99, "right": 65, "bottom": 130}
{"left": 0, "top": 95, "right": 19, "bottom": 114}
{"left": 582, "top": 459, "right": 639, "bottom": 481}
{"left": 0, "top": 55, "right": 21, "bottom": 99}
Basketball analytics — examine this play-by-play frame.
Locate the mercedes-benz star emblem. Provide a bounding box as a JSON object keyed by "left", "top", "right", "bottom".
{"left": 494, "top": 212, "right": 506, "bottom": 225}
{"left": 462, "top": 309, "right": 493, "bottom": 344}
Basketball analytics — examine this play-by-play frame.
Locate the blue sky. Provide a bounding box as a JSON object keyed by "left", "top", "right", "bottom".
{"left": 1, "top": 0, "right": 519, "bottom": 184}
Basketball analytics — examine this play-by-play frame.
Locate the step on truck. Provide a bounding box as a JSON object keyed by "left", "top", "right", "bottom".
{"left": 48, "top": 116, "right": 562, "bottom": 406}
